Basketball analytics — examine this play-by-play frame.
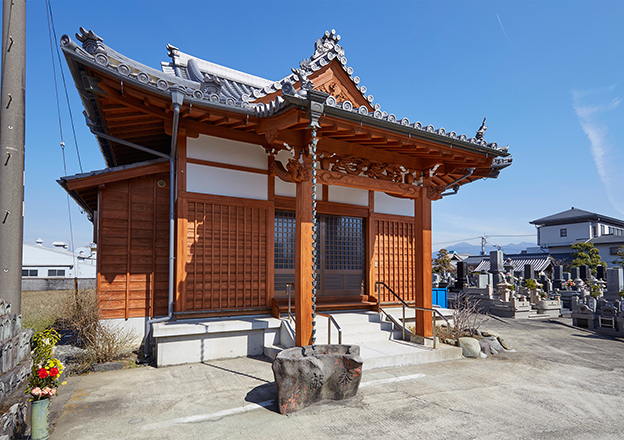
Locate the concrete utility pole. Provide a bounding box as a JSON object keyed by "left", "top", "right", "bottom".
{"left": 0, "top": 0, "right": 26, "bottom": 315}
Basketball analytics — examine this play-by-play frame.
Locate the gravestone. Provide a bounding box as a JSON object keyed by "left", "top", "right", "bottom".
{"left": 579, "top": 265, "right": 590, "bottom": 281}
{"left": 432, "top": 273, "right": 441, "bottom": 288}
{"left": 477, "top": 274, "right": 489, "bottom": 289}
{"left": 596, "top": 265, "right": 605, "bottom": 280}
{"left": 563, "top": 272, "right": 571, "bottom": 281}
{"left": 553, "top": 265, "right": 564, "bottom": 290}
{"left": 524, "top": 264, "right": 534, "bottom": 281}
{"left": 606, "top": 267, "right": 623, "bottom": 301}
{"left": 455, "top": 262, "right": 468, "bottom": 289}
{"left": 571, "top": 267, "right": 579, "bottom": 280}
{"left": 489, "top": 251, "right": 505, "bottom": 287}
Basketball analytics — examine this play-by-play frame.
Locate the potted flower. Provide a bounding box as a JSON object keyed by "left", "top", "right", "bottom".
{"left": 27, "top": 328, "right": 64, "bottom": 440}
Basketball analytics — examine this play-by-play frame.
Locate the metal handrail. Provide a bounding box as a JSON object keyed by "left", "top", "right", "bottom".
{"left": 285, "top": 283, "right": 294, "bottom": 322}
{"left": 375, "top": 281, "right": 451, "bottom": 349}
{"left": 318, "top": 313, "right": 342, "bottom": 345}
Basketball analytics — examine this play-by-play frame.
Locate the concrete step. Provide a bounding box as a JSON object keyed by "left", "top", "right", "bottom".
{"left": 321, "top": 310, "right": 384, "bottom": 325}
{"left": 314, "top": 314, "right": 402, "bottom": 344}
{"left": 264, "top": 344, "right": 282, "bottom": 360}
{"left": 359, "top": 340, "right": 463, "bottom": 370}
{"left": 265, "top": 340, "right": 463, "bottom": 370}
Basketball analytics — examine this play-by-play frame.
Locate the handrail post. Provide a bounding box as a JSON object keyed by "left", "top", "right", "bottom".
{"left": 286, "top": 283, "right": 294, "bottom": 321}
{"left": 402, "top": 304, "right": 406, "bottom": 341}
{"left": 432, "top": 314, "right": 437, "bottom": 349}
{"left": 328, "top": 316, "right": 331, "bottom": 344}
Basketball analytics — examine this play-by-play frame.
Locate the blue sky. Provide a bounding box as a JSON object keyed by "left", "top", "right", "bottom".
{"left": 11, "top": 0, "right": 624, "bottom": 252}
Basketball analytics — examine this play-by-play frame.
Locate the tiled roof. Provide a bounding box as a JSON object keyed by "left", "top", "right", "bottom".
{"left": 530, "top": 208, "right": 624, "bottom": 228}
{"left": 474, "top": 253, "right": 553, "bottom": 273}
{"left": 61, "top": 27, "right": 512, "bottom": 161}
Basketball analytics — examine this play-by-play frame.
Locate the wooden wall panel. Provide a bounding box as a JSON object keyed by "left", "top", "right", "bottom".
{"left": 97, "top": 172, "right": 170, "bottom": 319}
{"left": 183, "top": 196, "right": 269, "bottom": 312}
{"left": 373, "top": 214, "right": 416, "bottom": 304}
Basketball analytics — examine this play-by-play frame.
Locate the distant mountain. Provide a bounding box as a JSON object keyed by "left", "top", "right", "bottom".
{"left": 437, "top": 241, "right": 538, "bottom": 256}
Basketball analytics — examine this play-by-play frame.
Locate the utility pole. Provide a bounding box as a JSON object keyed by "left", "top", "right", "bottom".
{"left": 0, "top": 0, "right": 26, "bottom": 315}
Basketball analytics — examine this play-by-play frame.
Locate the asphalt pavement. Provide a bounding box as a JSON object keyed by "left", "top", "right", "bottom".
{"left": 48, "top": 316, "right": 624, "bottom": 440}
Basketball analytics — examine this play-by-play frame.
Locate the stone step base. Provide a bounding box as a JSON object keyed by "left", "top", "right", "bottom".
{"left": 266, "top": 340, "right": 463, "bottom": 370}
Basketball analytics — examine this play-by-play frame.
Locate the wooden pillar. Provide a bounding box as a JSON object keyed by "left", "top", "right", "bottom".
{"left": 414, "top": 194, "right": 433, "bottom": 337}
{"left": 295, "top": 177, "right": 314, "bottom": 346}
{"left": 174, "top": 133, "right": 188, "bottom": 313}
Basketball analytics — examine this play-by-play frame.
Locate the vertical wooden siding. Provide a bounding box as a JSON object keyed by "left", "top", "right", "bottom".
{"left": 184, "top": 197, "right": 268, "bottom": 311}
{"left": 97, "top": 173, "right": 169, "bottom": 319}
{"left": 373, "top": 215, "right": 416, "bottom": 303}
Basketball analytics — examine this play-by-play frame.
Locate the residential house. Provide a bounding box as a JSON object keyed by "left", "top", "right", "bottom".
{"left": 530, "top": 208, "right": 624, "bottom": 267}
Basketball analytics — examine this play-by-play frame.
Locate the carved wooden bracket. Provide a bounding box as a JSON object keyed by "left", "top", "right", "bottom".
{"left": 317, "top": 169, "right": 421, "bottom": 198}
{"left": 269, "top": 158, "right": 312, "bottom": 183}
{"left": 424, "top": 182, "right": 444, "bottom": 200}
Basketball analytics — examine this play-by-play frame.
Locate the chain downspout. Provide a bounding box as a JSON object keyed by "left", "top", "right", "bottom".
{"left": 310, "top": 127, "right": 319, "bottom": 349}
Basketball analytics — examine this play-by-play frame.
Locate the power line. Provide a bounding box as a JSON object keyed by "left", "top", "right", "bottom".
{"left": 46, "top": 0, "right": 77, "bottom": 274}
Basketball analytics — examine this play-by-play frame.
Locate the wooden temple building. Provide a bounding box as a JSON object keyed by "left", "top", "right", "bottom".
{"left": 59, "top": 28, "right": 512, "bottom": 364}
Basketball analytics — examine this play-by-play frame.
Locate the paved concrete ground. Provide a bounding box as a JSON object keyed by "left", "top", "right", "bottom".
{"left": 49, "top": 317, "right": 624, "bottom": 439}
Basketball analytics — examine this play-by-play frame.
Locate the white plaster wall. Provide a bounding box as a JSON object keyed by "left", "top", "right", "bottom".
{"left": 187, "top": 134, "right": 268, "bottom": 169}
{"left": 187, "top": 163, "right": 268, "bottom": 200}
{"left": 329, "top": 186, "right": 368, "bottom": 206}
{"left": 275, "top": 179, "right": 296, "bottom": 198}
{"left": 538, "top": 222, "right": 591, "bottom": 247}
{"left": 274, "top": 149, "right": 293, "bottom": 165}
{"left": 374, "top": 192, "right": 414, "bottom": 217}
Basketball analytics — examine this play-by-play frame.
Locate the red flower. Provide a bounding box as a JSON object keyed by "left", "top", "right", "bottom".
{"left": 49, "top": 367, "right": 59, "bottom": 377}
{"left": 37, "top": 368, "right": 49, "bottom": 379}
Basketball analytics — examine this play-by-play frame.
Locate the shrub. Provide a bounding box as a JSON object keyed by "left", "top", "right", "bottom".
{"left": 57, "top": 289, "right": 136, "bottom": 367}
{"left": 450, "top": 291, "right": 488, "bottom": 339}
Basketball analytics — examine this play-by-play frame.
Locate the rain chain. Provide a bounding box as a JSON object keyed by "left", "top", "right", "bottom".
{"left": 310, "top": 128, "right": 319, "bottom": 348}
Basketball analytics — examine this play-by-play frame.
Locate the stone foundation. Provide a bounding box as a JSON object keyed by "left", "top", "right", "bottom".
{"left": 0, "top": 300, "right": 32, "bottom": 439}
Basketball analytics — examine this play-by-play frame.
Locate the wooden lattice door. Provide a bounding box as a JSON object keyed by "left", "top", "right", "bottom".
{"left": 184, "top": 198, "right": 268, "bottom": 312}
{"left": 373, "top": 216, "right": 416, "bottom": 303}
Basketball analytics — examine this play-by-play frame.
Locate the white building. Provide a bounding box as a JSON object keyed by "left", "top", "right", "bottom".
{"left": 21, "top": 239, "right": 97, "bottom": 290}
{"left": 530, "top": 208, "right": 624, "bottom": 267}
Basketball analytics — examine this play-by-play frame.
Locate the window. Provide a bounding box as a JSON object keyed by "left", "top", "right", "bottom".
{"left": 560, "top": 228, "right": 567, "bottom": 238}
{"left": 22, "top": 269, "right": 38, "bottom": 277}
{"left": 592, "top": 226, "right": 597, "bottom": 237}
{"left": 274, "top": 211, "right": 296, "bottom": 270}
{"left": 611, "top": 247, "right": 622, "bottom": 256}
{"left": 47, "top": 269, "right": 65, "bottom": 277}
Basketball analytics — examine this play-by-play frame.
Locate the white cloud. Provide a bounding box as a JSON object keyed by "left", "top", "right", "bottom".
{"left": 572, "top": 86, "right": 624, "bottom": 215}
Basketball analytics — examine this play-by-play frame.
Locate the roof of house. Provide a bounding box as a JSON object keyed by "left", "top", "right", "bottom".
{"left": 22, "top": 242, "right": 95, "bottom": 267}
{"left": 60, "top": 27, "right": 512, "bottom": 169}
{"left": 530, "top": 208, "right": 624, "bottom": 228}
{"left": 588, "top": 235, "right": 624, "bottom": 246}
{"left": 473, "top": 253, "right": 554, "bottom": 273}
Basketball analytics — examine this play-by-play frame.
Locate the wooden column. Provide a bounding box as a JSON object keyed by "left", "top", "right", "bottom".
{"left": 295, "top": 176, "right": 314, "bottom": 346}
{"left": 175, "top": 133, "right": 188, "bottom": 313}
{"left": 414, "top": 194, "right": 433, "bottom": 337}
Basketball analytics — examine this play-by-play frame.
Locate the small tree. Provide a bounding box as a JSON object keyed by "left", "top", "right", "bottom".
{"left": 614, "top": 245, "right": 624, "bottom": 267}
{"left": 570, "top": 242, "right": 607, "bottom": 275}
{"left": 433, "top": 248, "right": 454, "bottom": 274}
